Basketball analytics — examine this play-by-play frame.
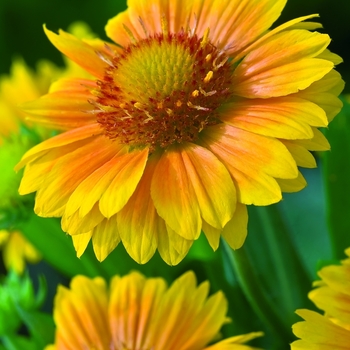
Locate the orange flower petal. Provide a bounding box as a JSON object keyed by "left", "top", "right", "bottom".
{"left": 232, "top": 30, "right": 333, "bottom": 98}
{"left": 232, "top": 14, "right": 319, "bottom": 64}
{"left": 54, "top": 277, "right": 110, "bottom": 349}
{"left": 16, "top": 123, "right": 102, "bottom": 170}
{"left": 98, "top": 147, "right": 149, "bottom": 218}
{"left": 63, "top": 145, "right": 126, "bottom": 218}
{"left": 200, "top": 125, "right": 297, "bottom": 205}
{"left": 91, "top": 216, "right": 121, "bottom": 262}
{"left": 220, "top": 97, "right": 327, "bottom": 140}
{"left": 106, "top": 0, "right": 194, "bottom": 47}
{"left": 34, "top": 136, "right": 117, "bottom": 217}
{"left": 21, "top": 81, "right": 96, "bottom": 130}
{"left": 151, "top": 146, "right": 201, "bottom": 240}
{"left": 195, "top": 0, "right": 287, "bottom": 55}
{"left": 179, "top": 143, "right": 236, "bottom": 229}
{"left": 44, "top": 26, "right": 107, "bottom": 79}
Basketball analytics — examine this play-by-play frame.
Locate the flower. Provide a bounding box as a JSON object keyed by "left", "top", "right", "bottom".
{"left": 45, "top": 271, "right": 262, "bottom": 350}
{"left": 17, "top": 0, "right": 344, "bottom": 265}
{"left": 0, "top": 230, "right": 41, "bottom": 274}
{"left": 291, "top": 248, "right": 350, "bottom": 349}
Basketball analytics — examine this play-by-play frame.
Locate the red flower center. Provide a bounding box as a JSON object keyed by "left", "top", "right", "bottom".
{"left": 95, "top": 30, "right": 233, "bottom": 150}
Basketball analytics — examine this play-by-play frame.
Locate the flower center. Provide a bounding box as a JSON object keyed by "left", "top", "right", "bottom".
{"left": 95, "top": 30, "right": 232, "bottom": 150}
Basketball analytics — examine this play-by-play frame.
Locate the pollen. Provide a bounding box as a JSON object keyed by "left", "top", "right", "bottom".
{"left": 95, "top": 30, "right": 233, "bottom": 150}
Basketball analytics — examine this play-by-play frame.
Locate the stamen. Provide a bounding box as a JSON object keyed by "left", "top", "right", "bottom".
{"left": 199, "top": 87, "right": 217, "bottom": 96}
{"left": 203, "top": 71, "right": 213, "bottom": 83}
{"left": 96, "top": 51, "right": 114, "bottom": 67}
{"left": 192, "top": 90, "right": 199, "bottom": 97}
{"left": 122, "top": 24, "right": 137, "bottom": 44}
{"left": 161, "top": 15, "right": 169, "bottom": 37}
{"left": 187, "top": 101, "right": 210, "bottom": 111}
{"left": 138, "top": 17, "right": 149, "bottom": 37}
{"left": 200, "top": 28, "right": 210, "bottom": 48}
{"left": 213, "top": 56, "right": 229, "bottom": 70}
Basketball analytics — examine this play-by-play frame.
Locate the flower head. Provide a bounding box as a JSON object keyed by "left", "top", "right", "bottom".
{"left": 17, "top": 0, "right": 344, "bottom": 264}
{"left": 291, "top": 248, "right": 350, "bottom": 349}
{"left": 45, "top": 271, "right": 262, "bottom": 350}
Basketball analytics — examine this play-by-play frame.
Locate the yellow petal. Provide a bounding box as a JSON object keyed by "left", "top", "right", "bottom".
{"left": 91, "top": 216, "right": 121, "bottom": 262}
{"left": 44, "top": 26, "right": 107, "bottom": 79}
{"left": 71, "top": 231, "right": 92, "bottom": 258}
{"left": 202, "top": 220, "right": 221, "bottom": 251}
{"left": 292, "top": 309, "right": 350, "bottom": 348}
{"left": 276, "top": 171, "right": 307, "bottom": 193}
{"left": 221, "top": 203, "right": 248, "bottom": 249}
{"left": 157, "top": 224, "right": 193, "bottom": 266}
{"left": 281, "top": 141, "right": 317, "bottom": 168}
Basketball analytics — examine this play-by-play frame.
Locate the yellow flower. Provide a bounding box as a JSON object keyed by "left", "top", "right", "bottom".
{"left": 0, "top": 230, "right": 41, "bottom": 274}
{"left": 45, "top": 271, "right": 262, "bottom": 350}
{"left": 17, "top": 0, "right": 343, "bottom": 265}
{"left": 291, "top": 248, "right": 350, "bottom": 349}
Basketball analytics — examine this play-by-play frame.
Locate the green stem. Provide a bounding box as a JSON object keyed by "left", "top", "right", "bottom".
{"left": 222, "top": 239, "right": 290, "bottom": 344}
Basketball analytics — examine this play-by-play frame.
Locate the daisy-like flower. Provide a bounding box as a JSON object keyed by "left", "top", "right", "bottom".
{"left": 45, "top": 271, "right": 263, "bottom": 350}
{"left": 291, "top": 248, "right": 350, "bottom": 349}
{"left": 17, "top": 0, "right": 343, "bottom": 265}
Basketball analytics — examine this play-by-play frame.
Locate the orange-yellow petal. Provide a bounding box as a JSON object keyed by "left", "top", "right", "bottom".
{"left": 72, "top": 232, "right": 92, "bottom": 258}
{"left": 194, "top": 0, "right": 287, "bottom": 55}
{"left": 151, "top": 146, "right": 201, "bottom": 240}
{"left": 200, "top": 124, "right": 297, "bottom": 205}
{"left": 44, "top": 26, "right": 107, "bottom": 79}
{"left": 16, "top": 123, "right": 102, "bottom": 171}
{"left": 34, "top": 136, "right": 117, "bottom": 217}
{"left": 21, "top": 81, "right": 96, "bottom": 130}
{"left": 91, "top": 216, "right": 121, "bottom": 262}
{"left": 232, "top": 30, "right": 333, "bottom": 98}
{"left": 220, "top": 97, "right": 327, "bottom": 140}
{"left": 98, "top": 147, "right": 149, "bottom": 218}
{"left": 117, "top": 154, "right": 160, "bottom": 264}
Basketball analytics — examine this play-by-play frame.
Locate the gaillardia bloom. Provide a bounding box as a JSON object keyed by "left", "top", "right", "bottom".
{"left": 291, "top": 248, "right": 350, "bottom": 349}
{"left": 45, "top": 271, "right": 262, "bottom": 350}
{"left": 17, "top": 0, "right": 344, "bottom": 264}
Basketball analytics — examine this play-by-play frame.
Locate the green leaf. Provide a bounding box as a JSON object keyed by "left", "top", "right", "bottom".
{"left": 1, "top": 335, "right": 39, "bottom": 350}
{"left": 16, "top": 310, "right": 54, "bottom": 348}
{"left": 323, "top": 96, "right": 350, "bottom": 259}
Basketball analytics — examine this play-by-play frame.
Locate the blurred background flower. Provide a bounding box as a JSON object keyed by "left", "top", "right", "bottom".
{"left": 291, "top": 248, "right": 350, "bottom": 349}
